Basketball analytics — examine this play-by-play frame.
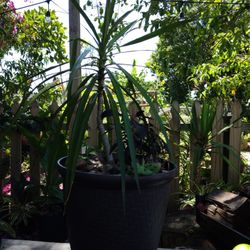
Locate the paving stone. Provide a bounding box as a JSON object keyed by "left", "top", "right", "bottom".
{"left": 1, "top": 239, "right": 71, "bottom": 250}
{"left": 1, "top": 239, "right": 175, "bottom": 250}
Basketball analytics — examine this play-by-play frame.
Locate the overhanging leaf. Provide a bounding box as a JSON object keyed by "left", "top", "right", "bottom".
{"left": 70, "top": 0, "right": 100, "bottom": 45}
{"left": 122, "top": 18, "right": 196, "bottom": 47}
{"left": 65, "top": 82, "right": 97, "bottom": 201}
{"left": 117, "top": 65, "right": 174, "bottom": 163}
{"left": 107, "top": 69, "right": 140, "bottom": 188}
{"left": 106, "top": 87, "right": 127, "bottom": 209}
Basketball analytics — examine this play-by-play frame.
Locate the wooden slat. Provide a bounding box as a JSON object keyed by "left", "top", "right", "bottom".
{"left": 10, "top": 102, "right": 22, "bottom": 199}
{"left": 0, "top": 105, "right": 3, "bottom": 199}
{"left": 190, "top": 100, "right": 201, "bottom": 188}
{"left": 211, "top": 100, "right": 224, "bottom": 182}
{"left": 30, "top": 101, "right": 40, "bottom": 197}
{"left": 228, "top": 100, "right": 242, "bottom": 185}
{"left": 128, "top": 101, "right": 139, "bottom": 121}
{"left": 149, "top": 102, "right": 160, "bottom": 135}
{"left": 168, "top": 101, "right": 180, "bottom": 211}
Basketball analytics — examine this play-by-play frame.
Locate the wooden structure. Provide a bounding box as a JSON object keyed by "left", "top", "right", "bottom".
{"left": 0, "top": 99, "right": 247, "bottom": 203}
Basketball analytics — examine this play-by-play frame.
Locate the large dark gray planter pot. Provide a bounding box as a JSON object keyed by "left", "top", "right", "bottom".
{"left": 58, "top": 157, "right": 177, "bottom": 250}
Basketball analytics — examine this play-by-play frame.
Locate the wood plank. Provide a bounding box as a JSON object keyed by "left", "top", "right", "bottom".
{"left": 211, "top": 100, "right": 224, "bottom": 182}
{"left": 168, "top": 101, "right": 180, "bottom": 211}
{"left": 30, "top": 101, "right": 40, "bottom": 197}
{"left": 228, "top": 100, "right": 242, "bottom": 185}
{"left": 10, "top": 102, "right": 22, "bottom": 199}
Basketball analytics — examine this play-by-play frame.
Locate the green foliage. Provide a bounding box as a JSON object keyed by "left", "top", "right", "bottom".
{"left": 190, "top": 101, "right": 217, "bottom": 186}
{"left": 0, "top": 220, "right": 16, "bottom": 238}
{"left": 0, "top": 0, "right": 22, "bottom": 59}
{"left": 137, "top": 161, "right": 161, "bottom": 176}
{"left": 45, "top": 0, "right": 175, "bottom": 202}
{"left": 144, "top": 0, "right": 250, "bottom": 103}
{"left": 15, "top": 7, "right": 67, "bottom": 64}
{"left": 0, "top": 7, "right": 68, "bottom": 201}
{"left": 0, "top": 7, "right": 67, "bottom": 108}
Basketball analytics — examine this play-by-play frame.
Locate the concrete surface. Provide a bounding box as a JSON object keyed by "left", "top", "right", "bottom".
{"left": 0, "top": 239, "right": 186, "bottom": 250}
{"left": 1, "top": 239, "right": 71, "bottom": 250}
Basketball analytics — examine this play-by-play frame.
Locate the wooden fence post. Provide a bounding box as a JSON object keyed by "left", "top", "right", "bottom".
{"left": 149, "top": 102, "right": 160, "bottom": 135}
{"left": 228, "top": 100, "right": 242, "bottom": 185}
{"left": 30, "top": 101, "right": 41, "bottom": 198}
{"left": 190, "top": 100, "right": 201, "bottom": 189}
{"left": 128, "top": 101, "right": 140, "bottom": 121}
{"left": 0, "top": 105, "right": 4, "bottom": 200}
{"left": 49, "top": 100, "right": 59, "bottom": 113}
{"left": 168, "top": 101, "right": 180, "bottom": 211}
{"left": 211, "top": 100, "right": 224, "bottom": 182}
{"left": 10, "top": 102, "right": 22, "bottom": 199}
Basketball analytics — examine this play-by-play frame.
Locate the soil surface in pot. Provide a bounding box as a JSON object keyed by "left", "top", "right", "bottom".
{"left": 75, "top": 154, "right": 174, "bottom": 176}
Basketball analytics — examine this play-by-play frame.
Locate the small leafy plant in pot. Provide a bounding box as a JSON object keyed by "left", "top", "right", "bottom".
{"left": 54, "top": 1, "right": 177, "bottom": 249}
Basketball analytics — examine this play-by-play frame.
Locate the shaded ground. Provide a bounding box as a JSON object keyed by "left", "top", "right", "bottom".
{"left": 161, "top": 209, "right": 217, "bottom": 250}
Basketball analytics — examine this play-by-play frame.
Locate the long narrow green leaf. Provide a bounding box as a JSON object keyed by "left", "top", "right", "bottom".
{"left": 212, "top": 142, "right": 241, "bottom": 161}
{"left": 106, "top": 88, "right": 126, "bottom": 209}
{"left": 78, "top": 38, "right": 97, "bottom": 50}
{"left": 107, "top": 21, "right": 136, "bottom": 51}
{"left": 102, "top": 0, "right": 115, "bottom": 46}
{"left": 24, "top": 62, "right": 68, "bottom": 83}
{"left": 16, "top": 69, "right": 69, "bottom": 118}
{"left": 70, "top": 0, "right": 100, "bottom": 45}
{"left": 107, "top": 70, "right": 139, "bottom": 187}
{"left": 68, "top": 47, "right": 91, "bottom": 98}
{"left": 67, "top": 74, "right": 96, "bottom": 123}
{"left": 107, "top": 9, "right": 134, "bottom": 38}
{"left": 122, "top": 18, "right": 195, "bottom": 47}
{"left": 45, "top": 132, "right": 67, "bottom": 191}
{"left": 65, "top": 82, "right": 97, "bottom": 201}
{"left": 117, "top": 65, "right": 174, "bottom": 163}
{"left": 17, "top": 79, "right": 64, "bottom": 119}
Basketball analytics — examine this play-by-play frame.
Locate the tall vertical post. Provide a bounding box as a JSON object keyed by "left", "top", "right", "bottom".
{"left": 228, "top": 100, "right": 242, "bottom": 185}
{"left": 168, "top": 101, "right": 180, "bottom": 211}
{"left": 69, "top": 0, "right": 81, "bottom": 92}
{"left": 30, "top": 101, "right": 41, "bottom": 198}
{"left": 211, "top": 100, "right": 224, "bottom": 182}
{"left": 11, "top": 102, "right": 22, "bottom": 200}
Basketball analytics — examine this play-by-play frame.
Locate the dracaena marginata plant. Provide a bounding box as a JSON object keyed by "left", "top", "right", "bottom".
{"left": 58, "top": 0, "right": 179, "bottom": 200}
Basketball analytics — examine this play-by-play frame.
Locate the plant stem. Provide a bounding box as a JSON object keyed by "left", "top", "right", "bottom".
{"left": 97, "top": 66, "right": 113, "bottom": 169}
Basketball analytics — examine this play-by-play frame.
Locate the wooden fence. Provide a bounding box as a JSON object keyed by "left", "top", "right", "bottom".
{"left": 0, "top": 99, "right": 248, "bottom": 204}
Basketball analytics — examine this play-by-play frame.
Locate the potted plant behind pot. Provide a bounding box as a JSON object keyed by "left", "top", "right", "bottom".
{"left": 54, "top": 1, "right": 178, "bottom": 249}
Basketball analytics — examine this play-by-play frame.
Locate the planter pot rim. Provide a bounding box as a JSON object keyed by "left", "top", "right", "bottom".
{"left": 58, "top": 156, "right": 177, "bottom": 189}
